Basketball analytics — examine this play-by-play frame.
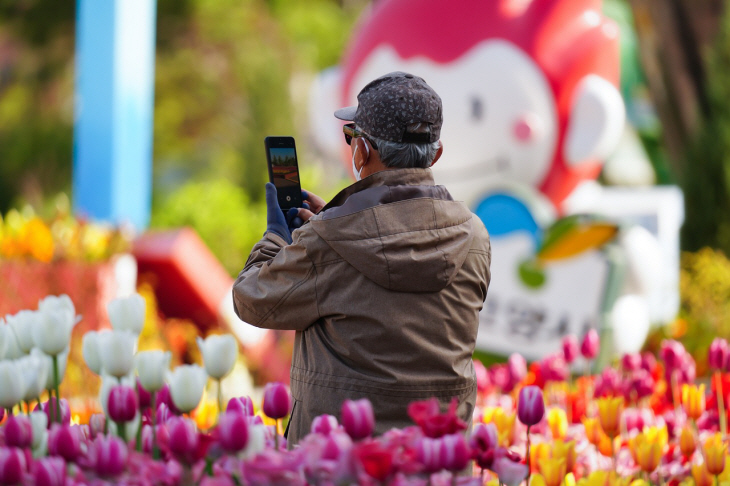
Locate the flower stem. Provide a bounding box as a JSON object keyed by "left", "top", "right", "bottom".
{"left": 274, "top": 419, "right": 280, "bottom": 450}
{"left": 52, "top": 354, "right": 60, "bottom": 423}
{"left": 526, "top": 425, "right": 532, "bottom": 485}
{"left": 716, "top": 371, "right": 727, "bottom": 439}
{"left": 151, "top": 391, "right": 159, "bottom": 460}
{"left": 217, "top": 378, "right": 223, "bottom": 414}
{"left": 117, "top": 420, "right": 127, "bottom": 443}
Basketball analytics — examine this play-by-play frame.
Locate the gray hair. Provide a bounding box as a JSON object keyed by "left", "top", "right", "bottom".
{"left": 360, "top": 123, "right": 440, "bottom": 169}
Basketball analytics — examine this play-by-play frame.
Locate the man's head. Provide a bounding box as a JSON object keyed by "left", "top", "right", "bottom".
{"left": 335, "top": 72, "right": 443, "bottom": 172}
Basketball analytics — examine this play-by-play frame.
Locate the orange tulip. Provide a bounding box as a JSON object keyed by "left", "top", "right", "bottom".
{"left": 679, "top": 425, "right": 697, "bottom": 459}
{"left": 597, "top": 433, "right": 617, "bottom": 458}
{"left": 583, "top": 417, "right": 603, "bottom": 446}
{"left": 692, "top": 462, "right": 715, "bottom": 486}
{"left": 537, "top": 457, "right": 566, "bottom": 486}
{"left": 682, "top": 384, "right": 706, "bottom": 421}
{"left": 596, "top": 396, "right": 624, "bottom": 438}
{"left": 632, "top": 436, "right": 662, "bottom": 473}
{"left": 702, "top": 433, "right": 727, "bottom": 476}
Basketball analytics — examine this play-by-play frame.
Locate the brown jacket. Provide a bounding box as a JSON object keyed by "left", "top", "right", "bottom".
{"left": 232, "top": 168, "right": 491, "bottom": 446}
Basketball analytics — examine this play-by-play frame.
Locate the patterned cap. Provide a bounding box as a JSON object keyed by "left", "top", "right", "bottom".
{"left": 334, "top": 72, "right": 442, "bottom": 144}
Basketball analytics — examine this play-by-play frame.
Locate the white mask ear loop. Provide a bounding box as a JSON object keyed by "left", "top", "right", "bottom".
{"left": 352, "top": 139, "right": 370, "bottom": 182}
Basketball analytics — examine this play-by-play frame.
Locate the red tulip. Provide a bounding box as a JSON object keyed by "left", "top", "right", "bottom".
{"left": 517, "top": 386, "right": 545, "bottom": 427}
{"left": 262, "top": 382, "right": 291, "bottom": 420}
{"left": 407, "top": 397, "right": 466, "bottom": 438}
{"left": 341, "top": 399, "right": 375, "bottom": 440}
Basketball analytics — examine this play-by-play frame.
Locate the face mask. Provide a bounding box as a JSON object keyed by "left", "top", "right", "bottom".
{"left": 351, "top": 143, "right": 368, "bottom": 181}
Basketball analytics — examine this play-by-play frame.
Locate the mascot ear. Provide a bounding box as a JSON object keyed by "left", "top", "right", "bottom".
{"left": 564, "top": 75, "right": 625, "bottom": 167}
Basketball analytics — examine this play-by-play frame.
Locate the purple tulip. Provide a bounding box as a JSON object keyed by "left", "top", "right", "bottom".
{"left": 507, "top": 353, "right": 527, "bottom": 385}
{"left": 4, "top": 415, "right": 32, "bottom": 449}
{"left": 311, "top": 414, "right": 339, "bottom": 436}
{"left": 660, "top": 339, "right": 686, "bottom": 371}
{"left": 34, "top": 398, "right": 71, "bottom": 426}
{"left": 156, "top": 384, "right": 181, "bottom": 415}
{"left": 492, "top": 450, "right": 529, "bottom": 486}
{"left": 439, "top": 433, "right": 471, "bottom": 471}
{"left": 32, "top": 457, "right": 66, "bottom": 486}
{"left": 140, "top": 425, "right": 154, "bottom": 454}
{"left": 580, "top": 329, "right": 600, "bottom": 359}
{"left": 0, "top": 447, "right": 26, "bottom": 485}
{"left": 156, "top": 402, "right": 172, "bottom": 424}
{"left": 217, "top": 412, "right": 249, "bottom": 452}
{"left": 48, "top": 424, "right": 81, "bottom": 461}
{"left": 89, "top": 414, "right": 106, "bottom": 439}
{"left": 562, "top": 335, "right": 579, "bottom": 364}
{"left": 136, "top": 378, "right": 152, "bottom": 410}
{"left": 262, "top": 383, "right": 291, "bottom": 420}
{"left": 621, "top": 353, "right": 642, "bottom": 372}
{"left": 517, "top": 386, "right": 545, "bottom": 427}
{"left": 227, "top": 396, "right": 255, "bottom": 416}
{"left": 108, "top": 385, "right": 138, "bottom": 423}
{"left": 91, "top": 435, "right": 128, "bottom": 477}
{"left": 470, "top": 423, "right": 499, "bottom": 469}
{"left": 341, "top": 399, "right": 375, "bottom": 441}
{"left": 710, "top": 338, "right": 729, "bottom": 371}
{"left": 166, "top": 416, "right": 199, "bottom": 458}
{"left": 416, "top": 437, "right": 443, "bottom": 473}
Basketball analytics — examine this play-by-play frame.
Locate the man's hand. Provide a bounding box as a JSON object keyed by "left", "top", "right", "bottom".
{"left": 297, "top": 190, "right": 326, "bottom": 222}
{"left": 265, "top": 183, "right": 292, "bottom": 244}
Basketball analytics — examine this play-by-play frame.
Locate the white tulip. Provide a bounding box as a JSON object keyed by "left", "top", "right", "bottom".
{"left": 107, "top": 294, "right": 146, "bottom": 335}
{"left": 17, "top": 353, "right": 49, "bottom": 401}
{"left": 82, "top": 329, "right": 110, "bottom": 375}
{"left": 241, "top": 424, "right": 266, "bottom": 460}
{"left": 0, "top": 320, "right": 9, "bottom": 360}
{"left": 6, "top": 310, "right": 40, "bottom": 354}
{"left": 168, "top": 364, "right": 207, "bottom": 413}
{"left": 0, "top": 360, "right": 25, "bottom": 408}
{"left": 197, "top": 334, "right": 238, "bottom": 380}
{"left": 31, "top": 347, "right": 69, "bottom": 390}
{"left": 108, "top": 412, "right": 140, "bottom": 439}
{"left": 136, "top": 350, "right": 171, "bottom": 393}
{"left": 33, "top": 294, "right": 80, "bottom": 356}
{"left": 3, "top": 321, "right": 25, "bottom": 360}
{"left": 30, "top": 411, "right": 48, "bottom": 457}
{"left": 98, "top": 330, "right": 137, "bottom": 378}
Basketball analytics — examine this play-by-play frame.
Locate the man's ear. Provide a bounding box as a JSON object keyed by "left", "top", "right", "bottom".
{"left": 430, "top": 141, "right": 444, "bottom": 167}
{"left": 354, "top": 137, "right": 370, "bottom": 170}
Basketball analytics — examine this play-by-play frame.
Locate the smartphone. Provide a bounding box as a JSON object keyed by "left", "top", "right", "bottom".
{"left": 265, "top": 136, "right": 303, "bottom": 211}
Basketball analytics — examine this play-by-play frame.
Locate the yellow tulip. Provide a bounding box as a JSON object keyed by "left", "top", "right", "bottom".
{"left": 483, "top": 407, "right": 516, "bottom": 446}
{"left": 537, "top": 457, "right": 566, "bottom": 486}
{"left": 702, "top": 432, "right": 727, "bottom": 475}
{"left": 597, "top": 433, "right": 617, "bottom": 458}
{"left": 576, "top": 470, "right": 632, "bottom": 486}
{"left": 682, "top": 383, "right": 706, "bottom": 421}
{"left": 529, "top": 473, "right": 547, "bottom": 486}
{"left": 582, "top": 417, "right": 603, "bottom": 446}
{"left": 692, "top": 462, "right": 715, "bottom": 486}
{"left": 679, "top": 425, "right": 697, "bottom": 458}
{"left": 634, "top": 438, "right": 662, "bottom": 473}
{"left": 530, "top": 441, "right": 551, "bottom": 472}
{"left": 552, "top": 439, "right": 577, "bottom": 474}
{"left": 547, "top": 407, "right": 568, "bottom": 440}
{"left": 596, "top": 396, "right": 624, "bottom": 438}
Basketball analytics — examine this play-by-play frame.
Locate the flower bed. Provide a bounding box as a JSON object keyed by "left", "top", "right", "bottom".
{"left": 0, "top": 294, "right": 729, "bottom": 485}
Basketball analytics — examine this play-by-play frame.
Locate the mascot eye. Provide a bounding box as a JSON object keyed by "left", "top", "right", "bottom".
{"left": 470, "top": 96, "right": 485, "bottom": 121}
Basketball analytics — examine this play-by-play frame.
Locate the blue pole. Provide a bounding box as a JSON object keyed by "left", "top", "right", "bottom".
{"left": 73, "top": 0, "right": 157, "bottom": 230}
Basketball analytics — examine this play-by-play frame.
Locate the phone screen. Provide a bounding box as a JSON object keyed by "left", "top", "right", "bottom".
{"left": 265, "top": 137, "right": 303, "bottom": 210}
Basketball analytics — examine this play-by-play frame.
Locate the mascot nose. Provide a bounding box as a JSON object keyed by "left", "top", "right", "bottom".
{"left": 513, "top": 113, "right": 541, "bottom": 143}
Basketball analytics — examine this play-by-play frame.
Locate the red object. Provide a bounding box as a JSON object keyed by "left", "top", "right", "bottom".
{"left": 133, "top": 228, "right": 233, "bottom": 330}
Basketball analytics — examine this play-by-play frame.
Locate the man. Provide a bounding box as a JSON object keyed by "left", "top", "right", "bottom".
{"left": 233, "top": 72, "right": 491, "bottom": 446}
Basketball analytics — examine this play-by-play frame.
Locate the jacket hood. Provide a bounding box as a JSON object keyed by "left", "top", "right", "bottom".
{"left": 309, "top": 169, "right": 476, "bottom": 292}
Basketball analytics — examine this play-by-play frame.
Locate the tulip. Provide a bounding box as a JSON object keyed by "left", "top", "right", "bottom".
{"left": 679, "top": 425, "right": 697, "bottom": 458}
{"left": 82, "top": 329, "right": 107, "bottom": 376}
{"left": 596, "top": 396, "right": 623, "bottom": 438}
{"left": 166, "top": 416, "right": 199, "bottom": 459}
{"left": 262, "top": 382, "right": 291, "bottom": 420}
{"left": 0, "top": 447, "right": 26, "bottom": 484}
{"left": 537, "top": 457, "right": 566, "bottom": 486}
{"left": 692, "top": 462, "right": 715, "bottom": 486}
{"left": 681, "top": 383, "right": 706, "bottom": 421}
{"left": 492, "top": 450, "right": 529, "bottom": 486}
{"left": 702, "top": 433, "right": 727, "bottom": 476}
{"left": 439, "top": 433, "right": 470, "bottom": 471}
{"left": 621, "top": 352, "right": 641, "bottom": 372}
{"left": 89, "top": 414, "right": 106, "bottom": 439}
{"left": 582, "top": 417, "right": 603, "bottom": 446}
{"left": 0, "top": 360, "right": 24, "bottom": 409}
{"left": 156, "top": 402, "right": 173, "bottom": 424}
{"left": 227, "top": 396, "right": 254, "bottom": 416}
{"left": 540, "top": 352, "right": 569, "bottom": 383}
{"left": 470, "top": 422, "right": 499, "bottom": 470}
{"left": 4, "top": 414, "right": 32, "bottom": 449}
{"left": 474, "top": 359, "right": 490, "bottom": 392}
{"left": 136, "top": 350, "right": 171, "bottom": 393}
{"left": 341, "top": 398, "right": 375, "bottom": 441}
{"left": 634, "top": 439, "right": 662, "bottom": 473}
{"left": 483, "top": 407, "right": 516, "bottom": 447}
{"left": 30, "top": 411, "right": 48, "bottom": 451}
{"left": 98, "top": 329, "right": 137, "bottom": 378}
{"left": 5, "top": 310, "right": 40, "bottom": 354}
{"left": 0, "top": 322, "right": 9, "bottom": 360}
{"left": 107, "top": 384, "right": 139, "bottom": 437}
{"left": 546, "top": 408, "right": 568, "bottom": 440}
{"left": 32, "top": 457, "right": 66, "bottom": 486}
{"left": 311, "top": 414, "right": 339, "bottom": 436}
{"left": 517, "top": 386, "right": 545, "bottom": 426}
{"left": 416, "top": 436, "right": 443, "bottom": 473}
{"left": 48, "top": 424, "right": 81, "bottom": 461}
{"left": 107, "top": 293, "right": 146, "bottom": 335}
{"left": 562, "top": 335, "right": 579, "bottom": 364}
{"left": 91, "top": 435, "right": 128, "bottom": 477}
{"left": 168, "top": 364, "right": 207, "bottom": 413}
{"left": 710, "top": 339, "right": 730, "bottom": 437}
{"left": 197, "top": 334, "right": 238, "bottom": 380}
{"left": 580, "top": 329, "right": 600, "bottom": 360}
{"left": 136, "top": 378, "right": 151, "bottom": 410}
{"left": 31, "top": 347, "right": 68, "bottom": 393}
{"left": 17, "top": 352, "right": 49, "bottom": 402}
{"left": 551, "top": 439, "right": 576, "bottom": 475}
{"left": 217, "top": 411, "right": 249, "bottom": 452}
{"left": 34, "top": 295, "right": 79, "bottom": 357}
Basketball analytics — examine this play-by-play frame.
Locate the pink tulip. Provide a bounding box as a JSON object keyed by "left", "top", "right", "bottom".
{"left": 470, "top": 423, "right": 499, "bottom": 469}
{"left": 262, "top": 382, "right": 291, "bottom": 420}
{"left": 407, "top": 397, "right": 466, "bottom": 439}
{"left": 0, "top": 447, "right": 26, "bottom": 485}
{"left": 341, "top": 399, "right": 375, "bottom": 440}
{"left": 34, "top": 398, "right": 71, "bottom": 426}
{"left": 199, "top": 476, "right": 236, "bottom": 486}
{"left": 439, "top": 433, "right": 471, "bottom": 471}
{"left": 108, "top": 384, "right": 138, "bottom": 423}
{"left": 156, "top": 402, "right": 172, "bottom": 424}
{"left": 90, "top": 435, "right": 128, "bottom": 477}
{"left": 227, "top": 396, "right": 255, "bottom": 416}
{"left": 416, "top": 437, "right": 443, "bottom": 473}
{"left": 4, "top": 415, "right": 32, "bottom": 449}
{"left": 89, "top": 413, "right": 106, "bottom": 439}
{"left": 562, "top": 335, "right": 579, "bottom": 364}
{"left": 641, "top": 352, "right": 657, "bottom": 374}
{"left": 621, "top": 353, "right": 642, "bottom": 372}
{"left": 490, "top": 364, "right": 511, "bottom": 391}
{"left": 517, "top": 386, "right": 545, "bottom": 427}
{"left": 539, "top": 352, "right": 568, "bottom": 383}
{"left": 473, "top": 359, "right": 490, "bottom": 392}
{"left": 492, "top": 450, "right": 529, "bottom": 486}
{"left": 217, "top": 412, "right": 249, "bottom": 452}
{"left": 580, "top": 329, "right": 600, "bottom": 359}
{"left": 32, "top": 457, "right": 66, "bottom": 486}
{"left": 311, "top": 414, "right": 339, "bottom": 436}
{"left": 48, "top": 424, "right": 81, "bottom": 461}
{"left": 660, "top": 339, "right": 686, "bottom": 371}
{"left": 156, "top": 384, "right": 181, "bottom": 415}
{"left": 136, "top": 378, "right": 152, "bottom": 410}
{"left": 507, "top": 353, "right": 527, "bottom": 386}
{"left": 710, "top": 338, "right": 729, "bottom": 371}
{"left": 594, "top": 367, "right": 622, "bottom": 398}
{"left": 166, "top": 416, "right": 199, "bottom": 458}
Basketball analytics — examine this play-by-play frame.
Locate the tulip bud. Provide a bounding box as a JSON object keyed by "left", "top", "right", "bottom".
{"left": 91, "top": 435, "right": 128, "bottom": 477}
{"left": 341, "top": 399, "right": 375, "bottom": 441}
{"left": 262, "top": 382, "right": 291, "bottom": 420}
{"left": 197, "top": 334, "right": 238, "bottom": 380}
{"left": 580, "top": 329, "right": 600, "bottom": 360}
{"left": 34, "top": 295, "right": 79, "bottom": 357}
{"left": 168, "top": 365, "right": 207, "bottom": 413}
{"left": 311, "top": 414, "right": 339, "bottom": 436}
{"left": 517, "top": 385, "right": 545, "bottom": 427}
{"left": 217, "top": 412, "right": 249, "bottom": 452}
{"left": 107, "top": 294, "right": 146, "bottom": 335}
{"left": 440, "top": 433, "right": 471, "bottom": 471}
{"left": 0, "top": 447, "right": 26, "bottom": 484}
{"left": 507, "top": 353, "right": 527, "bottom": 385}
{"left": 48, "top": 424, "right": 81, "bottom": 461}
{"left": 679, "top": 425, "right": 697, "bottom": 458}
{"left": 681, "top": 384, "right": 706, "bottom": 421}
{"left": 0, "top": 360, "right": 25, "bottom": 409}
{"left": 34, "top": 398, "right": 71, "bottom": 426}
{"left": 709, "top": 338, "right": 729, "bottom": 372}
{"left": 107, "top": 385, "right": 138, "bottom": 423}
{"left": 89, "top": 414, "right": 106, "bottom": 439}
{"left": 596, "top": 396, "right": 623, "bottom": 438}
{"left": 136, "top": 350, "right": 171, "bottom": 393}
{"left": 166, "top": 416, "right": 199, "bottom": 458}
{"left": 469, "top": 423, "right": 499, "bottom": 470}
{"left": 702, "top": 433, "right": 727, "bottom": 476}
{"left": 227, "top": 396, "right": 254, "bottom": 416}
{"left": 562, "top": 335, "right": 579, "bottom": 364}
{"left": 33, "top": 456, "right": 66, "bottom": 486}
{"left": 4, "top": 415, "right": 33, "bottom": 449}
{"left": 621, "top": 353, "right": 641, "bottom": 372}
{"left": 5, "top": 310, "right": 40, "bottom": 354}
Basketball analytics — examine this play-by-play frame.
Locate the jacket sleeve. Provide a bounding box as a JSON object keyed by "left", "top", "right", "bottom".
{"left": 232, "top": 230, "right": 320, "bottom": 331}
